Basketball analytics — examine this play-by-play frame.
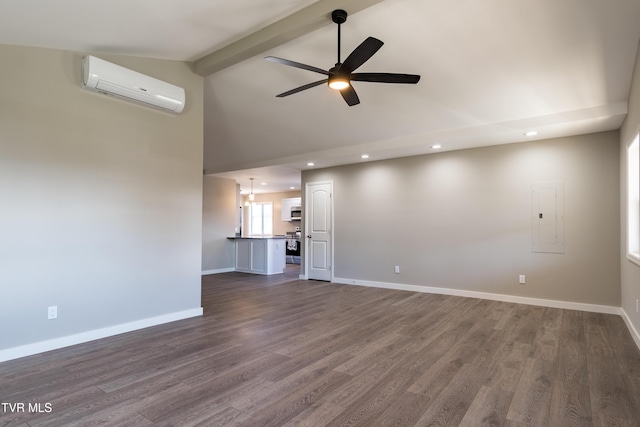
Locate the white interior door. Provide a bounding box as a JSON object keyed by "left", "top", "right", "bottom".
{"left": 305, "top": 181, "right": 332, "bottom": 281}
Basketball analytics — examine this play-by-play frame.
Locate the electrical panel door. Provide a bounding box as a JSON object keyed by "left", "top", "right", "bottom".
{"left": 532, "top": 181, "right": 565, "bottom": 254}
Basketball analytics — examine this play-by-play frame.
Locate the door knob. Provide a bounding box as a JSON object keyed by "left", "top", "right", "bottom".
{"left": 307, "top": 235, "right": 312, "bottom": 238}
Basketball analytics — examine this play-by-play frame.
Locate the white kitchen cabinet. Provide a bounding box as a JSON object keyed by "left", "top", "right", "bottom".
{"left": 281, "top": 197, "right": 301, "bottom": 221}
{"left": 232, "top": 238, "right": 285, "bottom": 275}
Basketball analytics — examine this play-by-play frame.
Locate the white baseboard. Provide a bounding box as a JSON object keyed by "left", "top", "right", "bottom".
{"left": 202, "top": 267, "right": 235, "bottom": 275}
{"left": 299, "top": 274, "right": 308, "bottom": 280}
{"left": 332, "top": 277, "right": 622, "bottom": 315}
{"left": 621, "top": 308, "right": 640, "bottom": 350}
{"left": 0, "top": 307, "right": 203, "bottom": 363}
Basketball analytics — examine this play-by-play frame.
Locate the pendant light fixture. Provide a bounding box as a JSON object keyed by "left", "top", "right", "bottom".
{"left": 249, "top": 177, "right": 255, "bottom": 202}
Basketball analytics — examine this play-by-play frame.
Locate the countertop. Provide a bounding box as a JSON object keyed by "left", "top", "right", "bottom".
{"left": 227, "top": 236, "right": 287, "bottom": 240}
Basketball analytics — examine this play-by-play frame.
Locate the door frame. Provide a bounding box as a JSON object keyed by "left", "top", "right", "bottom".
{"left": 302, "top": 180, "right": 334, "bottom": 281}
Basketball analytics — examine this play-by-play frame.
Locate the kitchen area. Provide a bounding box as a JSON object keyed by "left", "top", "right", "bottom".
{"left": 227, "top": 190, "right": 301, "bottom": 275}
{"left": 282, "top": 198, "right": 302, "bottom": 265}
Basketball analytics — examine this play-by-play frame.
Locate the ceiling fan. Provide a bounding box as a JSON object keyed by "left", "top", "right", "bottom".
{"left": 265, "top": 9, "right": 420, "bottom": 107}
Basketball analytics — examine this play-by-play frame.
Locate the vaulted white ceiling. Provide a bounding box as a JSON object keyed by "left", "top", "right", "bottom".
{"left": 2, "top": 0, "right": 639, "bottom": 194}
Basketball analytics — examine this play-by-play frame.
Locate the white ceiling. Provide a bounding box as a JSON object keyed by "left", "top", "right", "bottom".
{"left": 0, "top": 0, "right": 317, "bottom": 61}
{"left": 2, "top": 0, "right": 639, "bottom": 195}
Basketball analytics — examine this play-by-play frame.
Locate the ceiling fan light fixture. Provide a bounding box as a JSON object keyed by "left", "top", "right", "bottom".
{"left": 328, "top": 77, "right": 350, "bottom": 90}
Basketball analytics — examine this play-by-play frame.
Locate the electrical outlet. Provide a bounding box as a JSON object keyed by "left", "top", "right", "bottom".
{"left": 394, "top": 266, "right": 400, "bottom": 274}
{"left": 48, "top": 306, "right": 57, "bottom": 320}
{"left": 519, "top": 275, "right": 526, "bottom": 284}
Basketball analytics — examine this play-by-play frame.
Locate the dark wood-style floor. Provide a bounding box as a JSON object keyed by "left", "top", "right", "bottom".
{"left": 1, "top": 266, "right": 639, "bottom": 426}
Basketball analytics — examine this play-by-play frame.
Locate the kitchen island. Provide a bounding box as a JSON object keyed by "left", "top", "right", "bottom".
{"left": 227, "top": 236, "right": 286, "bottom": 275}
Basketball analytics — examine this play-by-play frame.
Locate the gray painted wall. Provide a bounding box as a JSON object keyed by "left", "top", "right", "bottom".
{"left": 303, "top": 131, "right": 621, "bottom": 307}
{"left": 202, "top": 176, "right": 236, "bottom": 271}
{"left": 620, "top": 40, "right": 640, "bottom": 336}
{"left": 0, "top": 45, "right": 204, "bottom": 352}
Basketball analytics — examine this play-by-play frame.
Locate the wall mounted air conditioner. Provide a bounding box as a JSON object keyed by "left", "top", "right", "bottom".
{"left": 82, "top": 56, "right": 185, "bottom": 113}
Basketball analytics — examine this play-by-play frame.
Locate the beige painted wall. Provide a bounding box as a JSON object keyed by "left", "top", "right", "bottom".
{"left": 202, "top": 176, "right": 236, "bottom": 272}
{"left": 0, "top": 44, "right": 204, "bottom": 355}
{"left": 620, "top": 40, "right": 640, "bottom": 336}
{"left": 303, "top": 131, "right": 620, "bottom": 307}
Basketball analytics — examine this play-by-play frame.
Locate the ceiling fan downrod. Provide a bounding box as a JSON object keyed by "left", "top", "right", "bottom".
{"left": 332, "top": 9, "right": 348, "bottom": 65}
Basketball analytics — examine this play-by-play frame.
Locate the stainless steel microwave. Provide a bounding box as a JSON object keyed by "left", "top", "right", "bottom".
{"left": 291, "top": 206, "right": 301, "bottom": 220}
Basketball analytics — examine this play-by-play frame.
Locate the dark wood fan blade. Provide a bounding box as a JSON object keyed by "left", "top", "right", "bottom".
{"left": 276, "top": 79, "right": 328, "bottom": 97}
{"left": 265, "top": 56, "right": 329, "bottom": 76}
{"left": 351, "top": 73, "right": 421, "bottom": 84}
{"left": 340, "top": 37, "right": 384, "bottom": 74}
{"left": 340, "top": 85, "right": 360, "bottom": 106}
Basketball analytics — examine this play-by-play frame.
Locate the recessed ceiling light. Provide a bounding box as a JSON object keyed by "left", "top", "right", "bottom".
{"left": 260, "top": 182, "right": 267, "bottom": 186}
{"left": 431, "top": 144, "right": 442, "bottom": 149}
{"left": 307, "top": 162, "right": 315, "bottom": 166}
{"left": 361, "top": 154, "right": 370, "bottom": 159}
{"left": 290, "top": 186, "right": 295, "bottom": 190}
{"left": 524, "top": 131, "right": 538, "bottom": 137}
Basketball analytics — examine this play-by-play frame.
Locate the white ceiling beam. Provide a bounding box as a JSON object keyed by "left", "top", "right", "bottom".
{"left": 193, "top": 0, "right": 385, "bottom": 77}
